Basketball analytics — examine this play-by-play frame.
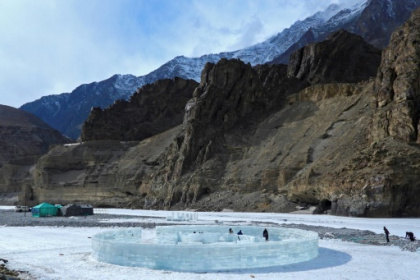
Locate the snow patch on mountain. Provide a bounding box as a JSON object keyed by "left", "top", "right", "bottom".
{"left": 144, "top": 1, "right": 368, "bottom": 83}
{"left": 113, "top": 74, "right": 146, "bottom": 99}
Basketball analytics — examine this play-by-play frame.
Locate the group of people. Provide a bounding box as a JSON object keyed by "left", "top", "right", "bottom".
{"left": 383, "top": 226, "right": 416, "bottom": 242}
{"left": 228, "top": 228, "right": 269, "bottom": 241}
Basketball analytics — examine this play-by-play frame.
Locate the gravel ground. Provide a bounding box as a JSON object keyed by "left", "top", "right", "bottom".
{"left": 0, "top": 209, "right": 165, "bottom": 228}
{"left": 1, "top": 209, "right": 418, "bottom": 250}
{"left": 1, "top": 209, "right": 419, "bottom": 279}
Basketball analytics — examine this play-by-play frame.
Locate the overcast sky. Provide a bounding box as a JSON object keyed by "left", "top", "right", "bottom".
{"left": 0, "top": 0, "right": 364, "bottom": 108}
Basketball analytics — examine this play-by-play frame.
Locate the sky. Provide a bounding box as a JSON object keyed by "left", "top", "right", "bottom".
{"left": 1, "top": 206, "right": 420, "bottom": 280}
{"left": 0, "top": 0, "right": 364, "bottom": 108}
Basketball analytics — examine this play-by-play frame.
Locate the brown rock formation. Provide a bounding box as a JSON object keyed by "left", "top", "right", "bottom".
{"left": 81, "top": 77, "right": 198, "bottom": 141}
{"left": 138, "top": 59, "right": 306, "bottom": 208}
{"left": 32, "top": 127, "right": 180, "bottom": 207}
{"left": 288, "top": 30, "right": 381, "bottom": 84}
{"left": 373, "top": 7, "right": 420, "bottom": 142}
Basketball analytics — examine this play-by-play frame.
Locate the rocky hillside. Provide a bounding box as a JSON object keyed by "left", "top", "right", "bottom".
{"left": 0, "top": 105, "right": 70, "bottom": 204}
{"left": 81, "top": 78, "right": 198, "bottom": 141}
{"left": 20, "top": 0, "right": 420, "bottom": 140}
{"left": 287, "top": 30, "right": 381, "bottom": 84}
{"left": 0, "top": 105, "right": 70, "bottom": 165}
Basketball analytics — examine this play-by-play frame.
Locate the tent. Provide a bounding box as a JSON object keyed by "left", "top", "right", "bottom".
{"left": 80, "top": 205, "right": 94, "bottom": 215}
{"left": 59, "top": 204, "right": 93, "bottom": 216}
{"left": 60, "top": 204, "right": 82, "bottom": 217}
{"left": 31, "top": 202, "right": 59, "bottom": 217}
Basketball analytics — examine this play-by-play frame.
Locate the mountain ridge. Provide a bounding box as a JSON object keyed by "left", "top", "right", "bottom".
{"left": 20, "top": 0, "right": 420, "bottom": 140}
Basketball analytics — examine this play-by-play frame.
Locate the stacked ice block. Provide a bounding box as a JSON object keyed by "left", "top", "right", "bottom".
{"left": 92, "top": 225, "right": 318, "bottom": 272}
{"left": 166, "top": 211, "right": 198, "bottom": 221}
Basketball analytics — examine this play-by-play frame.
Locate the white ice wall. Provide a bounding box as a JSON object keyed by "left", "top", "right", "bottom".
{"left": 92, "top": 225, "right": 318, "bottom": 272}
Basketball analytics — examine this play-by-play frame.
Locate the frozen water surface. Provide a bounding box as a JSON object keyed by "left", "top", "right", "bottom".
{"left": 92, "top": 225, "right": 318, "bottom": 272}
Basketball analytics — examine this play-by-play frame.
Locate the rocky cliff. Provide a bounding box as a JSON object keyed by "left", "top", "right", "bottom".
{"left": 31, "top": 139, "right": 167, "bottom": 207}
{"left": 81, "top": 78, "right": 198, "bottom": 141}
{"left": 310, "top": 7, "right": 420, "bottom": 217}
{"left": 287, "top": 30, "right": 381, "bottom": 84}
{"left": 372, "top": 6, "right": 420, "bottom": 143}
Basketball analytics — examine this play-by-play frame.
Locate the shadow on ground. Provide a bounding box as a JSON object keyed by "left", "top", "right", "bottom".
{"left": 227, "top": 247, "right": 351, "bottom": 274}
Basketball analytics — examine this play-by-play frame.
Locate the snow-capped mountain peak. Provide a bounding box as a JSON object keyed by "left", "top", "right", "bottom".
{"left": 20, "top": 0, "right": 420, "bottom": 139}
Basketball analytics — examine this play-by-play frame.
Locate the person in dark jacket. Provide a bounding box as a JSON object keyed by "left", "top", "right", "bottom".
{"left": 263, "top": 228, "right": 269, "bottom": 241}
{"left": 383, "top": 226, "right": 390, "bottom": 243}
{"left": 406, "top": 231, "right": 416, "bottom": 241}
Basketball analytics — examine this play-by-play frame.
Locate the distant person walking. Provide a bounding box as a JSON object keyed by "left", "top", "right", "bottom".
{"left": 383, "top": 226, "right": 390, "bottom": 243}
{"left": 263, "top": 228, "right": 269, "bottom": 241}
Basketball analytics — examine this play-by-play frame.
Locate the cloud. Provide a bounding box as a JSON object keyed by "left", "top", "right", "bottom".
{"left": 228, "top": 16, "right": 264, "bottom": 51}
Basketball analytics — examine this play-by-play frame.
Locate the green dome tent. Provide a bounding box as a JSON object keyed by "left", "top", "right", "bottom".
{"left": 31, "top": 202, "right": 59, "bottom": 217}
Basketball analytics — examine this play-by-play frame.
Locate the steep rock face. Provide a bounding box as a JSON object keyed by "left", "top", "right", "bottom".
{"left": 287, "top": 30, "right": 381, "bottom": 84}
{"left": 137, "top": 76, "right": 370, "bottom": 213}
{"left": 31, "top": 126, "right": 180, "bottom": 207}
{"left": 305, "top": 7, "right": 420, "bottom": 217}
{"left": 172, "top": 60, "right": 302, "bottom": 177}
{"left": 81, "top": 78, "right": 198, "bottom": 141}
{"left": 0, "top": 105, "right": 71, "bottom": 204}
{"left": 373, "top": 7, "right": 420, "bottom": 142}
{"left": 136, "top": 59, "right": 306, "bottom": 209}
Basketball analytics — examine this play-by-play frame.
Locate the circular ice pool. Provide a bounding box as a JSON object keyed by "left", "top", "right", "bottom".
{"left": 92, "top": 225, "right": 318, "bottom": 272}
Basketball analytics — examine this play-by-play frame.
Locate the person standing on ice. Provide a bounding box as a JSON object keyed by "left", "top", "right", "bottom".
{"left": 263, "top": 228, "right": 269, "bottom": 241}
{"left": 383, "top": 226, "right": 390, "bottom": 243}
{"left": 237, "top": 230, "right": 243, "bottom": 240}
{"left": 405, "top": 231, "right": 416, "bottom": 241}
